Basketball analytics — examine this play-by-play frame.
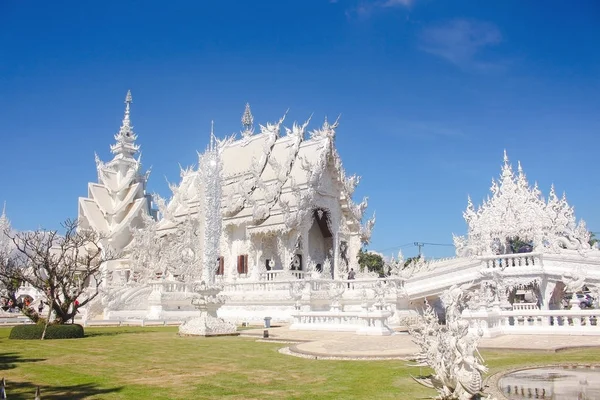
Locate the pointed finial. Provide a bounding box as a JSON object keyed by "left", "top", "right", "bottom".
{"left": 241, "top": 103, "right": 255, "bottom": 139}
{"left": 210, "top": 120, "right": 215, "bottom": 151}
{"left": 1, "top": 201, "right": 5, "bottom": 218}
{"left": 503, "top": 149, "right": 509, "bottom": 164}
{"left": 117, "top": 89, "right": 135, "bottom": 139}
{"left": 517, "top": 160, "right": 523, "bottom": 174}
{"left": 242, "top": 103, "right": 253, "bottom": 130}
{"left": 123, "top": 90, "right": 132, "bottom": 127}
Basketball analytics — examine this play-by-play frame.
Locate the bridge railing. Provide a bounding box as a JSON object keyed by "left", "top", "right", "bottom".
{"left": 463, "top": 308, "right": 600, "bottom": 336}
{"left": 478, "top": 252, "right": 543, "bottom": 270}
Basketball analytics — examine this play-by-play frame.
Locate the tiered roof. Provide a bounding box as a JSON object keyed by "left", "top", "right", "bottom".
{"left": 453, "top": 151, "right": 591, "bottom": 256}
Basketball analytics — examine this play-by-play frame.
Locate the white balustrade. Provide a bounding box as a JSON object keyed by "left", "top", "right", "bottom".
{"left": 479, "top": 252, "right": 542, "bottom": 270}
{"left": 512, "top": 303, "right": 539, "bottom": 311}
{"left": 290, "top": 308, "right": 394, "bottom": 335}
{"left": 463, "top": 308, "right": 600, "bottom": 336}
{"left": 260, "top": 270, "right": 305, "bottom": 281}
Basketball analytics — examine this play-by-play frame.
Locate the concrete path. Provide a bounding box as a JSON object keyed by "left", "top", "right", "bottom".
{"left": 240, "top": 325, "right": 600, "bottom": 359}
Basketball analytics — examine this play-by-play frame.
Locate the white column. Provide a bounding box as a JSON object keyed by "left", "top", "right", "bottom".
{"left": 333, "top": 231, "right": 339, "bottom": 280}
{"left": 302, "top": 227, "right": 310, "bottom": 272}
{"left": 540, "top": 279, "right": 557, "bottom": 310}
{"left": 282, "top": 232, "right": 290, "bottom": 271}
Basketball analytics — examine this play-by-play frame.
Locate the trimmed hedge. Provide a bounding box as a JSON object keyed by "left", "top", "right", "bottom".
{"left": 9, "top": 324, "right": 84, "bottom": 340}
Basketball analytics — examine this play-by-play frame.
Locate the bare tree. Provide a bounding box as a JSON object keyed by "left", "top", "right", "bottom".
{"left": 0, "top": 250, "right": 26, "bottom": 316}
{"left": 1, "top": 219, "right": 115, "bottom": 338}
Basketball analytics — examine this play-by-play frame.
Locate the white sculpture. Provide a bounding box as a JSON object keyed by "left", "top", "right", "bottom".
{"left": 409, "top": 284, "right": 489, "bottom": 400}
{"left": 178, "top": 281, "right": 237, "bottom": 336}
{"left": 562, "top": 266, "right": 587, "bottom": 294}
{"left": 0, "top": 203, "right": 11, "bottom": 257}
{"left": 453, "top": 151, "right": 591, "bottom": 257}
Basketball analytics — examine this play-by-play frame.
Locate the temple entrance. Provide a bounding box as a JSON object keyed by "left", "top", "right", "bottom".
{"left": 308, "top": 208, "right": 333, "bottom": 274}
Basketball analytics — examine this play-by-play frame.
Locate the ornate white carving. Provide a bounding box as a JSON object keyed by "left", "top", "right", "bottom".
{"left": 409, "top": 284, "right": 489, "bottom": 400}
{"left": 78, "top": 91, "right": 153, "bottom": 255}
{"left": 179, "top": 282, "right": 237, "bottom": 336}
{"left": 241, "top": 103, "right": 254, "bottom": 139}
{"left": 562, "top": 266, "right": 587, "bottom": 294}
{"left": 454, "top": 152, "right": 594, "bottom": 258}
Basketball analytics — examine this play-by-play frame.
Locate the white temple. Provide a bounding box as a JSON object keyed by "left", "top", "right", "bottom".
{"left": 5, "top": 91, "right": 599, "bottom": 337}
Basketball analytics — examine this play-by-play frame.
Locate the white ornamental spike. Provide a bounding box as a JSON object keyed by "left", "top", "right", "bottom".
{"left": 241, "top": 102, "right": 254, "bottom": 133}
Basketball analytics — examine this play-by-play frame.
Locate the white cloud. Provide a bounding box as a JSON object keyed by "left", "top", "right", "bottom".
{"left": 419, "top": 19, "right": 503, "bottom": 72}
{"left": 345, "top": 0, "right": 413, "bottom": 20}
{"left": 382, "top": 0, "right": 413, "bottom": 7}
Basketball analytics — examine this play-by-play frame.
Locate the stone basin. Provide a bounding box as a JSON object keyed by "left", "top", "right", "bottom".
{"left": 498, "top": 365, "right": 600, "bottom": 399}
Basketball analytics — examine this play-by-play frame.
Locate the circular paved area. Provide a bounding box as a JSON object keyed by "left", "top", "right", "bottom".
{"left": 241, "top": 325, "right": 600, "bottom": 359}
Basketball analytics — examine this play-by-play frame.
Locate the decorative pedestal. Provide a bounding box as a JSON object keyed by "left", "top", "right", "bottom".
{"left": 356, "top": 303, "right": 394, "bottom": 336}
{"left": 179, "top": 283, "right": 238, "bottom": 337}
{"left": 146, "top": 281, "right": 164, "bottom": 319}
{"left": 570, "top": 297, "right": 582, "bottom": 311}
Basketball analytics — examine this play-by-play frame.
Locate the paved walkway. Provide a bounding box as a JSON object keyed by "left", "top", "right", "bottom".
{"left": 240, "top": 325, "right": 600, "bottom": 359}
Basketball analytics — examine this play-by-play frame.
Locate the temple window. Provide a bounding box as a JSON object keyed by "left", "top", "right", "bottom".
{"left": 216, "top": 257, "right": 224, "bottom": 275}
{"left": 237, "top": 254, "right": 249, "bottom": 274}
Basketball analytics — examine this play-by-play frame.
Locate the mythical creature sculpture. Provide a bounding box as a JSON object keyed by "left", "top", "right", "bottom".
{"left": 562, "top": 266, "right": 587, "bottom": 294}
{"left": 409, "top": 284, "right": 489, "bottom": 400}
{"left": 289, "top": 281, "right": 306, "bottom": 309}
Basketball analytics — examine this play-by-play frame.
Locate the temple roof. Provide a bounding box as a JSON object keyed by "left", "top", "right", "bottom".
{"left": 454, "top": 151, "right": 591, "bottom": 256}
{"left": 157, "top": 108, "right": 374, "bottom": 240}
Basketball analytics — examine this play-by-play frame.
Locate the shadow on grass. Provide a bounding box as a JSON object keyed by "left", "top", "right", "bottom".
{"left": 2, "top": 380, "right": 123, "bottom": 400}
{"left": 0, "top": 353, "right": 45, "bottom": 371}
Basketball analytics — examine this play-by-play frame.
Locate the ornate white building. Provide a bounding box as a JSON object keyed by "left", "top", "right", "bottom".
{"left": 154, "top": 105, "right": 374, "bottom": 283}
{"left": 61, "top": 93, "right": 600, "bottom": 334}
{"left": 78, "top": 91, "right": 155, "bottom": 280}
{"left": 81, "top": 92, "right": 377, "bottom": 322}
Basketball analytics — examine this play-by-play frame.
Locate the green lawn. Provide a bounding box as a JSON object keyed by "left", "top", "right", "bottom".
{"left": 1, "top": 326, "right": 599, "bottom": 399}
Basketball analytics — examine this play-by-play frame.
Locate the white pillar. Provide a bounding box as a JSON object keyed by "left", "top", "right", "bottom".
{"left": 302, "top": 227, "right": 310, "bottom": 271}
{"left": 333, "top": 231, "right": 339, "bottom": 280}
{"left": 540, "top": 279, "right": 557, "bottom": 310}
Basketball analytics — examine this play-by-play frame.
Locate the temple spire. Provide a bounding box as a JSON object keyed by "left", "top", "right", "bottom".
{"left": 210, "top": 120, "right": 216, "bottom": 151}
{"left": 119, "top": 90, "right": 134, "bottom": 139}
{"left": 241, "top": 103, "right": 254, "bottom": 138}
{"left": 110, "top": 90, "right": 140, "bottom": 158}
{"left": 122, "top": 90, "right": 133, "bottom": 135}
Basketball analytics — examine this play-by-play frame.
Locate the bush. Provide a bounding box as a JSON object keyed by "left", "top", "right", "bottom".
{"left": 9, "top": 324, "right": 84, "bottom": 340}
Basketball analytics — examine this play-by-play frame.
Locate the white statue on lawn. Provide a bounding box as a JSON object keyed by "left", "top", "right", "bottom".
{"left": 409, "top": 283, "right": 490, "bottom": 400}
{"left": 178, "top": 131, "right": 237, "bottom": 337}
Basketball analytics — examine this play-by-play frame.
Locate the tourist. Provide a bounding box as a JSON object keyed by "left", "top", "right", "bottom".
{"left": 348, "top": 268, "right": 355, "bottom": 288}
{"left": 72, "top": 299, "right": 79, "bottom": 324}
{"left": 38, "top": 302, "right": 44, "bottom": 314}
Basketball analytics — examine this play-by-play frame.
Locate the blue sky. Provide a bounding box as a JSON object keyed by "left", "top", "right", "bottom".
{"left": 0, "top": 1, "right": 598, "bottom": 259}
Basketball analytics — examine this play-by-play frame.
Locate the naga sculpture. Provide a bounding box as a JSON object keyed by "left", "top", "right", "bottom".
{"left": 409, "top": 284, "right": 490, "bottom": 400}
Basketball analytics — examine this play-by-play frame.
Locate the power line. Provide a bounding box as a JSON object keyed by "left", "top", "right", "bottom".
{"left": 375, "top": 241, "right": 453, "bottom": 254}
{"left": 414, "top": 242, "right": 454, "bottom": 257}
{"left": 375, "top": 243, "right": 416, "bottom": 253}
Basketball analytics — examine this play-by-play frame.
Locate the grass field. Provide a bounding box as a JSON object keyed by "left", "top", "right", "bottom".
{"left": 2, "top": 326, "right": 600, "bottom": 399}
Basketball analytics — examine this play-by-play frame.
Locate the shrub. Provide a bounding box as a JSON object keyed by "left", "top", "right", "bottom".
{"left": 9, "top": 324, "right": 84, "bottom": 340}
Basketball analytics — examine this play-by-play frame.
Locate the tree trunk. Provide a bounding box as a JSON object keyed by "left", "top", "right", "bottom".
{"left": 41, "top": 301, "right": 53, "bottom": 340}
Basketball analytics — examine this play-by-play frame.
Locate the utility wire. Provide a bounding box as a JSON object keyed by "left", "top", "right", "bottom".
{"left": 375, "top": 243, "right": 416, "bottom": 253}
{"left": 375, "top": 241, "right": 454, "bottom": 254}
